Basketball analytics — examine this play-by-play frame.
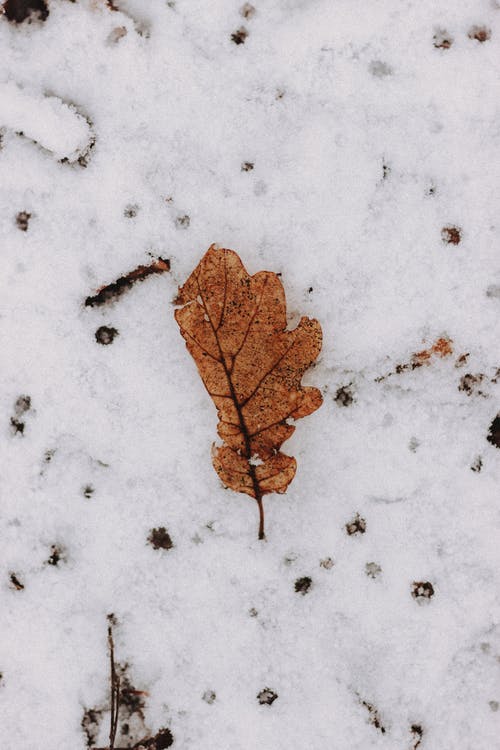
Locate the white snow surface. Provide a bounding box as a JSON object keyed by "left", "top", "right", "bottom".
{"left": 1, "top": 1, "right": 499, "bottom": 749}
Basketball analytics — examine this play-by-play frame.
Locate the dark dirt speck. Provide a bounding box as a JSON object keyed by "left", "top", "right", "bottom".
{"left": 3, "top": 0, "right": 48, "bottom": 23}
{"left": 10, "top": 418, "right": 25, "bottom": 436}
{"left": 458, "top": 373, "right": 485, "bottom": 396}
{"left": 231, "top": 27, "right": 248, "bottom": 44}
{"left": 14, "top": 395, "right": 31, "bottom": 415}
{"left": 468, "top": 25, "right": 491, "bottom": 43}
{"left": 47, "top": 544, "right": 66, "bottom": 566}
{"left": 441, "top": 225, "right": 461, "bottom": 245}
{"left": 360, "top": 699, "right": 386, "bottom": 733}
{"left": 334, "top": 384, "right": 354, "bottom": 407}
{"left": 124, "top": 204, "right": 139, "bottom": 218}
{"left": 257, "top": 687, "right": 278, "bottom": 705}
{"left": 240, "top": 3, "right": 255, "bottom": 19}
{"left": 175, "top": 214, "right": 190, "bottom": 229}
{"left": 148, "top": 527, "right": 174, "bottom": 550}
{"left": 470, "top": 456, "right": 483, "bottom": 473}
{"left": 9, "top": 572, "right": 24, "bottom": 591}
{"left": 16, "top": 211, "right": 31, "bottom": 231}
{"left": 411, "top": 723, "right": 424, "bottom": 749}
{"left": 346, "top": 513, "right": 366, "bottom": 536}
{"left": 487, "top": 414, "right": 500, "bottom": 449}
{"left": 81, "top": 707, "right": 102, "bottom": 748}
{"left": 365, "top": 562, "right": 382, "bottom": 579}
{"left": 294, "top": 576, "right": 312, "bottom": 595}
{"left": 411, "top": 581, "right": 434, "bottom": 601}
{"left": 433, "top": 28, "right": 453, "bottom": 49}
{"left": 95, "top": 326, "right": 119, "bottom": 345}
{"left": 133, "top": 727, "right": 174, "bottom": 749}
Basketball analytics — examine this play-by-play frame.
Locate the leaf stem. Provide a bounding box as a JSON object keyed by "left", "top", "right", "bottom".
{"left": 257, "top": 494, "right": 265, "bottom": 540}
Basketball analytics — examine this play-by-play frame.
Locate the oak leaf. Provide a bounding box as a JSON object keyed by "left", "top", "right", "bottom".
{"left": 174, "top": 245, "right": 322, "bottom": 539}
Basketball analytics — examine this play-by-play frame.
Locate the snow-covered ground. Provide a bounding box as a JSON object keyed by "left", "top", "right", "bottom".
{"left": 1, "top": 1, "right": 499, "bottom": 748}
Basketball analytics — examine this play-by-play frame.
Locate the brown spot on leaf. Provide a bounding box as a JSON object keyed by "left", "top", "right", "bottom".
{"left": 2, "top": 0, "right": 48, "bottom": 23}
{"left": 16, "top": 211, "right": 31, "bottom": 231}
{"left": 174, "top": 246, "right": 322, "bottom": 539}
{"left": 85, "top": 258, "right": 170, "bottom": 307}
{"left": 441, "top": 225, "right": 461, "bottom": 245}
{"left": 487, "top": 414, "right": 500, "bottom": 449}
{"left": 468, "top": 25, "right": 491, "bottom": 43}
{"left": 147, "top": 527, "right": 174, "bottom": 550}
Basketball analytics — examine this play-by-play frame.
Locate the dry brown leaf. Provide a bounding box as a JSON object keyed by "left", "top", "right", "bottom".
{"left": 175, "top": 245, "right": 322, "bottom": 539}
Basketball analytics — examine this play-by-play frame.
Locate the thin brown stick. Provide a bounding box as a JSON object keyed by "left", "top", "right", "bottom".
{"left": 85, "top": 257, "right": 170, "bottom": 308}
{"left": 107, "top": 622, "right": 120, "bottom": 750}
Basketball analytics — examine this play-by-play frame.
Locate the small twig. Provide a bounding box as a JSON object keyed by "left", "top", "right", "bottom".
{"left": 85, "top": 257, "right": 170, "bottom": 308}
{"left": 107, "top": 622, "right": 120, "bottom": 750}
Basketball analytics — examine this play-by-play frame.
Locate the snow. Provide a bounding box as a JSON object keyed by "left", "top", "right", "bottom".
{"left": 0, "top": 0, "right": 499, "bottom": 748}
{"left": 0, "top": 81, "right": 92, "bottom": 162}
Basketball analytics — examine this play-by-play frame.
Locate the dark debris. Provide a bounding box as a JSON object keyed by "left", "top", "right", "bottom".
{"left": 2, "top": 0, "right": 49, "bottom": 23}
{"left": 257, "top": 687, "right": 278, "bottom": 705}
{"left": 148, "top": 527, "right": 174, "bottom": 551}
{"left": 85, "top": 258, "right": 170, "bottom": 308}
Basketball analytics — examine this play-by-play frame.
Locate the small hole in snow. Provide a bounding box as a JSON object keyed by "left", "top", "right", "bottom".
{"left": 411, "top": 581, "right": 434, "bottom": 601}
{"left": 95, "top": 326, "right": 119, "bottom": 345}
{"left": 468, "top": 25, "right": 491, "bottom": 43}
{"left": 433, "top": 28, "right": 453, "bottom": 49}
{"left": 240, "top": 3, "right": 255, "bottom": 19}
